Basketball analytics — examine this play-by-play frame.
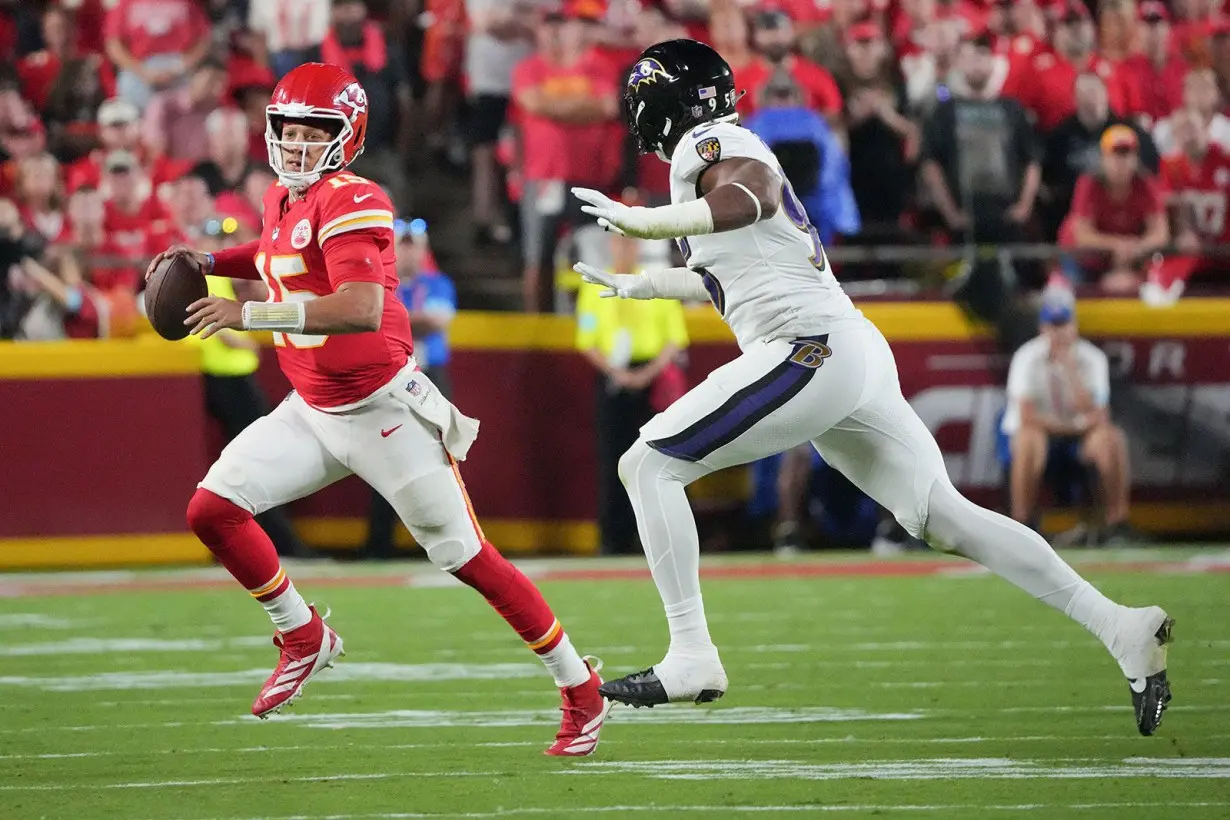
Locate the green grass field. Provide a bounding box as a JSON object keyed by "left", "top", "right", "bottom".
{"left": 2, "top": 548, "right": 1228, "bottom": 819}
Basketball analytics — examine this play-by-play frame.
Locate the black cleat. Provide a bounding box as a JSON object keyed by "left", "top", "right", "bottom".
{"left": 598, "top": 667, "right": 726, "bottom": 708}
{"left": 1129, "top": 617, "right": 1175, "bottom": 736}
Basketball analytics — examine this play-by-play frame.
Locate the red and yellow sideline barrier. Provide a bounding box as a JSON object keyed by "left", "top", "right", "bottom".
{"left": 2, "top": 298, "right": 1229, "bottom": 569}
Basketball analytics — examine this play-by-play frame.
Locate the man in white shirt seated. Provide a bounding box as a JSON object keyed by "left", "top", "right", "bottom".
{"left": 1000, "top": 288, "right": 1136, "bottom": 545}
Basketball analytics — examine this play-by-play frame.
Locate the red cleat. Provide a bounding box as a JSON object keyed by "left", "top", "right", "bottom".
{"left": 252, "top": 605, "right": 344, "bottom": 719}
{"left": 544, "top": 657, "right": 612, "bottom": 756}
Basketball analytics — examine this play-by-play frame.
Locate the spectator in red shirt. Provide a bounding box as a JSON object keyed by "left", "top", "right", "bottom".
{"left": 104, "top": 0, "right": 212, "bottom": 111}
{"left": 743, "top": 9, "right": 843, "bottom": 122}
{"left": 1154, "top": 67, "right": 1230, "bottom": 156}
{"left": 58, "top": 184, "right": 138, "bottom": 336}
{"left": 19, "top": 6, "right": 74, "bottom": 112}
{"left": 1172, "top": 0, "right": 1218, "bottom": 65}
{"left": 1061, "top": 126, "right": 1169, "bottom": 293}
{"left": 1119, "top": 2, "right": 1189, "bottom": 130}
{"left": 142, "top": 57, "right": 231, "bottom": 162}
{"left": 1043, "top": 71, "right": 1161, "bottom": 239}
{"left": 99, "top": 149, "right": 173, "bottom": 273}
{"left": 995, "top": 0, "right": 1047, "bottom": 72}
{"left": 1004, "top": 1, "right": 1130, "bottom": 133}
{"left": 1157, "top": 107, "right": 1230, "bottom": 283}
{"left": 511, "top": 8, "right": 619, "bottom": 312}
{"left": 14, "top": 152, "right": 64, "bottom": 243}
{"left": 64, "top": 98, "right": 181, "bottom": 198}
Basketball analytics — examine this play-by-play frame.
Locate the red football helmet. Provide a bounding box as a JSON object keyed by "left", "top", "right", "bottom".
{"left": 265, "top": 62, "right": 369, "bottom": 189}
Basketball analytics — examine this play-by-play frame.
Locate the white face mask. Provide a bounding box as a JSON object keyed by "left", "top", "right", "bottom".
{"left": 264, "top": 108, "right": 355, "bottom": 191}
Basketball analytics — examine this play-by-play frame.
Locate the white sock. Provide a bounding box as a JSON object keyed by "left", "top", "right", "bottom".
{"left": 926, "top": 481, "right": 1120, "bottom": 651}
{"left": 664, "top": 596, "right": 718, "bottom": 656}
{"left": 259, "top": 580, "right": 312, "bottom": 633}
{"left": 537, "top": 631, "right": 591, "bottom": 688}
{"left": 621, "top": 443, "right": 717, "bottom": 652}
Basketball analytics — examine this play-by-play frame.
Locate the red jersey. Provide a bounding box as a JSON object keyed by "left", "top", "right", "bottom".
{"left": 735, "top": 55, "right": 843, "bottom": 117}
{"left": 217, "top": 172, "right": 413, "bottom": 409}
{"left": 1160, "top": 144, "right": 1230, "bottom": 243}
{"left": 103, "top": 197, "right": 173, "bottom": 265}
{"left": 1118, "top": 53, "right": 1189, "bottom": 128}
{"left": 103, "top": 0, "right": 210, "bottom": 61}
{"left": 1004, "top": 51, "right": 1129, "bottom": 132}
{"left": 1067, "top": 172, "right": 1164, "bottom": 238}
{"left": 511, "top": 51, "right": 620, "bottom": 187}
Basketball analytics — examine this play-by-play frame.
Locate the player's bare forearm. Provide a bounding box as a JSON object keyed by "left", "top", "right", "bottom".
{"left": 697, "top": 158, "right": 782, "bottom": 232}
{"left": 303, "top": 282, "right": 384, "bottom": 334}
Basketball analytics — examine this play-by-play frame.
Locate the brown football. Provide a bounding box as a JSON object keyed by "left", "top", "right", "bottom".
{"left": 144, "top": 254, "right": 208, "bottom": 341}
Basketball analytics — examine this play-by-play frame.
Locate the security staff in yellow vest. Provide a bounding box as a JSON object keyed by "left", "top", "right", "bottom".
{"left": 576, "top": 232, "right": 689, "bottom": 555}
{"left": 191, "top": 220, "right": 310, "bottom": 557}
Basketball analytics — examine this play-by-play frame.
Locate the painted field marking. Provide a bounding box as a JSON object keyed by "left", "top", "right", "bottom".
{"left": 566, "top": 757, "right": 1230, "bottom": 780}
{"left": 0, "top": 662, "right": 545, "bottom": 691}
{"left": 0, "top": 636, "right": 269, "bottom": 656}
{"left": 10, "top": 735, "right": 1230, "bottom": 762}
{"left": 7, "top": 754, "right": 1229, "bottom": 789}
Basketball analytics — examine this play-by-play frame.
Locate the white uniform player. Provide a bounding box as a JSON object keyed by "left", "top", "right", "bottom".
{"left": 572, "top": 38, "right": 1174, "bottom": 736}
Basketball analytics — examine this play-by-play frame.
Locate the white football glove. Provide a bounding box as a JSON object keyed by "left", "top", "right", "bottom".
{"left": 572, "top": 187, "right": 635, "bottom": 236}
{"left": 574, "top": 262, "right": 657, "bottom": 299}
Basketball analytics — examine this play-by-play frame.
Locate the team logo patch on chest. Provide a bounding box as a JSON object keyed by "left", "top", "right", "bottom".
{"left": 696, "top": 137, "right": 722, "bottom": 163}
{"left": 290, "top": 218, "right": 313, "bottom": 249}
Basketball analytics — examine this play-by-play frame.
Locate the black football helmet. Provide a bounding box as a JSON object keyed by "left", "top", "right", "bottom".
{"left": 624, "top": 39, "right": 738, "bottom": 159}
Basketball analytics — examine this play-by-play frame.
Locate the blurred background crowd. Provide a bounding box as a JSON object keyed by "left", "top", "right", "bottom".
{"left": 1, "top": 0, "right": 1226, "bottom": 558}
{"left": 3, "top": 0, "right": 1230, "bottom": 337}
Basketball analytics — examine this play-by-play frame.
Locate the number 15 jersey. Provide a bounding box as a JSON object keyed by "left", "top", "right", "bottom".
{"left": 255, "top": 171, "right": 414, "bottom": 409}
{"left": 668, "top": 122, "right": 860, "bottom": 351}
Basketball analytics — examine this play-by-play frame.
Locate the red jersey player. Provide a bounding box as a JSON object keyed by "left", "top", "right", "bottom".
{"left": 147, "top": 63, "right": 609, "bottom": 756}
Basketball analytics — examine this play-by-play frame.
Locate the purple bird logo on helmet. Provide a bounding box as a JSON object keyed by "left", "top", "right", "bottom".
{"left": 629, "top": 58, "right": 671, "bottom": 89}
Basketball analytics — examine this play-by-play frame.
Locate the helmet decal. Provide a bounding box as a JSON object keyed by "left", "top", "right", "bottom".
{"left": 629, "top": 57, "right": 671, "bottom": 89}
{"left": 334, "top": 82, "right": 368, "bottom": 123}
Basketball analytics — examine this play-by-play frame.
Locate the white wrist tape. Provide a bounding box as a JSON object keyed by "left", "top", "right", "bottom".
{"left": 729, "top": 182, "right": 762, "bottom": 222}
{"left": 645, "top": 266, "right": 712, "bottom": 302}
{"left": 242, "top": 301, "right": 305, "bottom": 333}
{"left": 636, "top": 198, "right": 715, "bottom": 239}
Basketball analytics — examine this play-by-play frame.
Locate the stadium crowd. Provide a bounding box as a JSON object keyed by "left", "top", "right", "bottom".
{"left": 1, "top": 0, "right": 1230, "bottom": 335}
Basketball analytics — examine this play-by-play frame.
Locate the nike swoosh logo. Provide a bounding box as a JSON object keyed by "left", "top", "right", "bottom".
{"left": 380, "top": 425, "right": 402, "bottom": 438}
{"left": 354, "top": 193, "right": 374, "bottom": 203}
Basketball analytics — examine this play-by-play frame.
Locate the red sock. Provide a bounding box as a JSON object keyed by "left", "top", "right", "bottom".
{"left": 187, "top": 488, "right": 283, "bottom": 592}
{"left": 452, "top": 541, "right": 563, "bottom": 653}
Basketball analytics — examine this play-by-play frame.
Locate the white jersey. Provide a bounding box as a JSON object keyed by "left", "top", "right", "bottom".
{"left": 668, "top": 121, "right": 861, "bottom": 350}
{"left": 1001, "top": 335, "right": 1110, "bottom": 436}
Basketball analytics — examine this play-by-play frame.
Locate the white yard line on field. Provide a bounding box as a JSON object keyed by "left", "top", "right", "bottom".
{"left": 567, "top": 757, "right": 1230, "bottom": 781}
{"left": 10, "top": 735, "right": 1230, "bottom": 762}
{"left": 8, "top": 758, "right": 1229, "bottom": 792}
